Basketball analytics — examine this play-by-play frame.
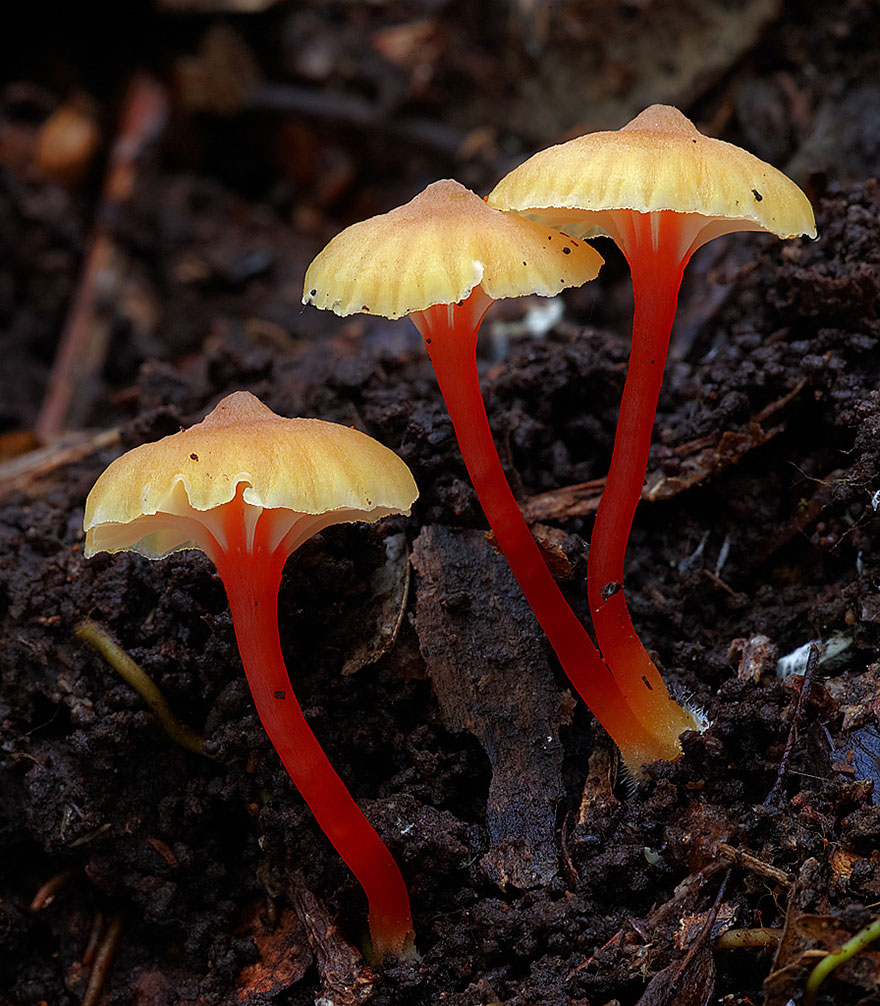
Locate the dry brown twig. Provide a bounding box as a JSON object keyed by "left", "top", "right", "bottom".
{"left": 29, "top": 867, "right": 79, "bottom": 912}
{"left": 35, "top": 74, "right": 167, "bottom": 443}
{"left": 716, "top": 842, "right": 794, "bottom": 889}
{"left": 81, "top": 913, "right": 125, "bottom": 1006}
{"left": 0, "top": 428, "right": 119, "bottom": 499}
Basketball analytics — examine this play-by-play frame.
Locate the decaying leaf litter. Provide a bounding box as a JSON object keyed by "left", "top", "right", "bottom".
{"left": 2, "top": 1, "right": 880, "bottom": 1003}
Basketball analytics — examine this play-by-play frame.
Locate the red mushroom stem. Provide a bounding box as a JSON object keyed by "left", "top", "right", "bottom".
{"left": 587, "top": 210, "right": 698, "bottom": 752}
{"left": 206, "top": 489, "right": 414, "bottom": 959}
{"left": 411, "top": 287, "right": 663, "bottom": 767}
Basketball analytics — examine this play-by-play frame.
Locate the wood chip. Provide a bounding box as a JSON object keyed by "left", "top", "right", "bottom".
{"left": 235, "top": 903, "right": 312, "bottom": 1003}
{"left": 411, "top": 525, "right": 572, "bottom": 889}
{"left": 289, "top": 881, "right": 376, "bottom": 1005}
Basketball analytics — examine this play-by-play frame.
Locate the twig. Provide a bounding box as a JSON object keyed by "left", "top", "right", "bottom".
{"left": 717, "top": 842, "right": 794, "bottom": 888}
{"left": 35, "top": 74, "right": 167, "bottom": 442}
{"left": 81, "top": 912, "right": 124, "bottom": 1006}
{"left": 0, "top": 428, "right": 119, "bottom": 498}
{"left": 256, "top": 83, "right": 468, "bottom": 158}
{"left": 764, "top": 643, "right": 819, "bottom": 807}
{"left": 82, "top": 910, "right": 106, "bottom": 966}
{"left": 76, "top": 620, "right": 209, "bottom": 756}
{"left": 520, "top": 421, "right": 791, "bottom": 523}
{"left": 565, "top": 927, "right": 624, "bottom": 979}
{"left": 29, "top": 866, "right": 78, "bottom": 911}
{"left": 177, "top": 24, "right": 479, "bottom": 161}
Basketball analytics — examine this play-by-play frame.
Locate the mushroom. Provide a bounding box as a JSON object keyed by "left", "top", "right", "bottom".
{"left": 489, "top": 104, "right": 817, "bottom": 755}
{"left": 83, "top": 391, "right": 418, "bottom": 959}
{"left": 303, "top": 178, "right": 665, "bottom": 770}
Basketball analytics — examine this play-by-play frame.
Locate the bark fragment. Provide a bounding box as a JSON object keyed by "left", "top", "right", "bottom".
{"left": 289, "top": 882, "right": 377, "bottom": 1006}
{"left": 411, "top": 524, "right": 572, "bottom": 889}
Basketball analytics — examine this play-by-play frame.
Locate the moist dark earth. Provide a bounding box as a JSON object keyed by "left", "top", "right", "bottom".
{"left": 2, "top": 2, "right": 880, "bottom": 1004}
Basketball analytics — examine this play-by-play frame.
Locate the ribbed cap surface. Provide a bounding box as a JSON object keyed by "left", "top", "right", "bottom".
{"left": 488, "top": 105, "right": 816, "bottom": 241}
{"left": 302, "top": 179, "right": 604, "bottom": 319}
{"left": 84, "top": 392, "right": 418, "bottom": 557}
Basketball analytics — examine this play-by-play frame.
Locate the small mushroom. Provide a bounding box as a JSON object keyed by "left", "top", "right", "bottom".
{"left": 303, "top": 180, "right": 665, "bottom": 770}
{"left": 84, "top": 391, "right": 418, "bottom": 958}
{"left": 489, "top": 105, "right": 816, "bottom": 755}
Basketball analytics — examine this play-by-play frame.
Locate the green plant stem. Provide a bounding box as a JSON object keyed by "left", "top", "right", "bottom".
{"left": 804, "top": 915, "right": 880, "bottom": 1006}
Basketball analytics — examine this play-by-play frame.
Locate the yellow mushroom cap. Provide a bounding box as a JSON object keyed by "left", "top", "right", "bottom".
{"left": 83, "top": 391, "right": 418, "bottom": 559}
{"left": 488, "top": 105, "right": 817, "bottom": 245}
{"left": 301, "top": 178, "right": 604, "bottom": 320}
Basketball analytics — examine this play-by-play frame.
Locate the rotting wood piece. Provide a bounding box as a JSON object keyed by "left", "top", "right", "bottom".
{"left": 411, "top": 524, "right": 573, "bottom": 890}
{"left": 235, "top": 902, "right": 312, "bottom": 1004}
{"left": 289, "top": 877, "right": 377, "bottom": 1001}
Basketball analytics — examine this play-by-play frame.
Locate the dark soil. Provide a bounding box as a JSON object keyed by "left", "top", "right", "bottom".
{"left": 2, "top": 2, "right": 880, "bottom": 1005}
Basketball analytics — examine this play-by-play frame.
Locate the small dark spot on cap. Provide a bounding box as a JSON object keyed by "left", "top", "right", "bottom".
{"left": 362, "top": 305, "right": 369, "bottom": 311}
{"left": 274, "top": 690, "right": 286, "bottom": 700}
{"left": 600, "top": 581, "right": 623, "bottom": 601}
{"left": 522, "top": 261, "right": 527, "bottom": 266}
{"left": 309, "top": 289, "right": 317, "bottom": 296}
{"left": 190, "top": 453, "right": 199, "bottom": 461}
{"left": 752, "top": 189, "right": 763, "bottom": 201}
{"left": 547, "top": 234, "right": 552, "bottom": 239}
{"left": 562, "top": 246, "right": 571, "bottom": 254}
{"left": 559, "top": 278, "right": 564, "bottom": 283}
{"left": 641, "top": 675, "right": 653, "bottom": 691}
{"left": 425, "top": 337, "right": 432, "bottom": 344}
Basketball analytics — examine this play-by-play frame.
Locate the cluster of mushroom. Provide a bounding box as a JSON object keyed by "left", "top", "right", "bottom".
{"left": 303, "top": 104, "right": 816, "bottom": 769}
{"left": 83, "top": 105, "right": 815, "bottom": 960}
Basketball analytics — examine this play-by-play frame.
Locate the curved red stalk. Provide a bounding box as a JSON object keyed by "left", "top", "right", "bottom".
{"left": 411, "top": 289, "right": 663, "bottom": 769}
{"left": 587, "top": 211, "right": 698, "bottom": 755}
{"left": 207, "top": 494, "right": 414, "bottom": 959}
